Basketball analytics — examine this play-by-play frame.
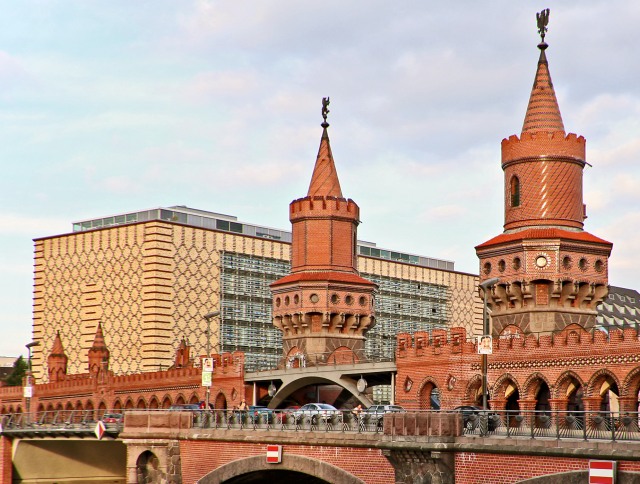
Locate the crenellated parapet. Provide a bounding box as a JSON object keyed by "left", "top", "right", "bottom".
{"left": 290, "top": 196, "right": 360, "bottom": 222}
{"left": 501, "top": 132, "right": 585, "bottom": 165}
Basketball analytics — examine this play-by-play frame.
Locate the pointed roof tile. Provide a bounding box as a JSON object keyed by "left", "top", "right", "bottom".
{"left": 307, "top": 127, "right": 343, "bottom": 198}
{"left": 51, "top": 331, "right": 66, "bottom": 356}
{"left": 91, "top": 321, "right": 107, "bottom": 349}
{"left": 521, "top": 44, "right": 565, "bottom": 135}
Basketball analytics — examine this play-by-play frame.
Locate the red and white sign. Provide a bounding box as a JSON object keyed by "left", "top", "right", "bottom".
{"left": 94, "top": 420, "right": 106, "bottom": 440}
{"left": 589, "top": 460, "right": 616, "bottom": 484}
{"left": 266, "top": 444, "right": 282, "bottom": 464}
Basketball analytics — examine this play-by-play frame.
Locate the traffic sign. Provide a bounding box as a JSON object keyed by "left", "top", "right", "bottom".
{"left": 202, "top": 371, "right": 212, "bottom": 387}
{"left": 95, "top": 420, "right": 106, "bottom": 440}
{"left": 589, "top": 460, "right": 616, "bottom": 484}
{"left": 266, "top": 444, "right": 282, "bottom": 464}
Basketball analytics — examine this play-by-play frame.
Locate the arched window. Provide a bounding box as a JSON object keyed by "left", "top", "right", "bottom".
{"left": 510, "top": 176, "right": 520, "bottom": 207}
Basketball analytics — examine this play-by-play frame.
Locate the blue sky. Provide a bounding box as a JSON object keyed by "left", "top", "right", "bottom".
{"left": 1, "top": 1, "right": 638, "bottom": 357}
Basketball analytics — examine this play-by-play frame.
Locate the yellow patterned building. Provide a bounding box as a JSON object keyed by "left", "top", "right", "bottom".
{"left": 31, "top": 206, "right": 481, "bottom": 382}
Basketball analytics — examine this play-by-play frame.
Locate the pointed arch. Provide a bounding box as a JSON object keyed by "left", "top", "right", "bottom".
{"left": 417, "top": 378, "right": 441, "bottom": 410}
{"left": 148, "top": 396, "right": 160, "bottom": 409}
{"left": 510, "top": 175, "right": 521, "bottom": 207}
{"left": 136, "top": 397, "right": 147, "bottom": 409}
{"left": 113, "top": 399, "right": 123, "bottom": 412}
{"left": 554, "top": 371, "right": 585, "bottom": 399}
{"left": 522, "top": 372, "right": 552, "bottom": 400}
{"left": 214, "top": 392, "right": 228, "bottom": 410}
{"left": 161, "top": 395, "right": 172, "bottom": 409}
{"left": 622, "top": 366, "right": 640, "bottom": 399}
{"left": 465, "top": 374, "right": 483, "bottom": 406}
{"left": 492, "top": 373, "right": 521, "bottom": 401}
{"left": 586, "top": 369, "right": 620, "bottom": 398}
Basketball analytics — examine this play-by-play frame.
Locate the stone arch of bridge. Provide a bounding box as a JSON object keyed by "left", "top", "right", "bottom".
{"left": 198, "top": 454, "right": 365, "bottom": 484}
{"left": 268, "top": 374, "right": 373, "bottom": 408}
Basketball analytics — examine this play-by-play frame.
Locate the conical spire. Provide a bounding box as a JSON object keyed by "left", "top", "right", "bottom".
{"left": 51, "top": 331, "right": 65, "bottom": 356}
{"left": 307, "top": 97, "right": 343, "bottom": 198}
{"left": 91, "top": 321, "right": 107, "bottom": 349}
{"left": 521, "top": 43, "right": 565, "bottom": 135}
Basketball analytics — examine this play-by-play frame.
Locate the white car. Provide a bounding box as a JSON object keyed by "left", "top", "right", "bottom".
{"left": 293, "top": 403, "right": 340, "bottom": 424}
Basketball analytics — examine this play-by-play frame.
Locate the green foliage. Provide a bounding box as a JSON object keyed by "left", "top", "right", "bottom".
{"left": 4, "top": 355, "right": 28, "bottom": 387}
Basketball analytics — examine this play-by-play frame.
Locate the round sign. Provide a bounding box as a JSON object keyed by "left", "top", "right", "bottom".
{"left": 356, "top": 377, "right": 367, "bottom": 393}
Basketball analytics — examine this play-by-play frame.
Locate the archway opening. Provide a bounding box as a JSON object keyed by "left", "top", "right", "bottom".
{"left": 136, "top": 450, "right": 162, "bottom": 484}
{"left": 223, "top": 470, "right": 331, "bottom": 484}
{"left": 419, "top": 382, "right": 440, "bottom": 410}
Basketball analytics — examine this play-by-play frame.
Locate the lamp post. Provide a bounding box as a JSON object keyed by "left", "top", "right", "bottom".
{"left": 479, "top": 277, "right": 499, "bottom": 412}
{"left": 203, "top": 311, "right": 220, "bottom": 408}
{"left": 25, "top": 341, "right": 40, "bottom": 419}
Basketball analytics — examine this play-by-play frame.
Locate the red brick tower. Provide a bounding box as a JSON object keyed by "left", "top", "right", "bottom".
{"left": 47, "top": 331, "right": 68, "bottom": 383}
{"left": 271, "top": 99, "right": 376, "bottom": 364}
{"left": 476, "top": 15, "right": 612, "bottom": 335}
{"left": 87, "top": 322, "right": 110, "bottom": 375}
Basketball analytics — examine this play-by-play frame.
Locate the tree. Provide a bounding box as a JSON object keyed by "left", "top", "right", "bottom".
{"left": 4, "top": 355, "right": 28, "bottom": 387}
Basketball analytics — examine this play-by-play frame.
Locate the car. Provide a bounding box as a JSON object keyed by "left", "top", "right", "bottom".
{"left": 364, "top": 404, "right": 406, "bottom": 426}
{"left": 453, "top": 405, "right": 498, "bottom": 431}
{"left": 248, "top": 405, "right": 273, "bottom": 423}
{"left": 101, "top": 412, "right": 123, "bottom": 429}
{"left": 169, "top": 404, "right": 201, "bottom": 411}
{"left": 293, "top": 403, "right": 340, "bottom": 425}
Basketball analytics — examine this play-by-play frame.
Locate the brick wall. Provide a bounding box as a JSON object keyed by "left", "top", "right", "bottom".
{"left": 180, "top": 441, "right": 394, "bottom": 484}
{"left": 455, "top": 452, "right": 640, "bottom": 484}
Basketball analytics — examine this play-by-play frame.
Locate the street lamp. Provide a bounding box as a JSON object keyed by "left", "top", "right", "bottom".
{"left": 25, "top": 341, "right": 40, "bottom": 418}
{"left": 479, "top": 277, "right": 499, "bottom": 412}
{"left": 203, "top": 311, "right": 220, "bottom": 408}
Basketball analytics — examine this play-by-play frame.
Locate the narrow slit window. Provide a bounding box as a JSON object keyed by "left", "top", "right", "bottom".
{"left": 510, "top": 176, "right": 520, "bottom": 207}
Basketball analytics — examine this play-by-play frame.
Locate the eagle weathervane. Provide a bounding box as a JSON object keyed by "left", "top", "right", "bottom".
{"left": 321, "top": 97, "right": 330, "bottom": 128}
{"left": 537, "top": 8, "right": 550, "bottom": 43}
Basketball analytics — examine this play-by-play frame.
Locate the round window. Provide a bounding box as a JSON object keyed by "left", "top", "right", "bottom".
{"left": 293, "top": 294, "right": 299, "bottom": 304}
{"left": 595, "top": 260, "right": 604, "bottom": 272}
{"left": 535, "top": 256, "right": 548, "bottom": 268}
{"left": 359, "top": 296, "right": 366, "bottom": 306}
{"left": 330, "top": 294, "right": 340, "bottom": 304}
{"left": 310, "top": 293, "right": 319, "bottom": 303}
{"left": 512, "top": 257, "right": 521, "bottom": 270}
{"left": 498, "top": 260, "right": 506, "bottom": 272}
{"left": 562, "top": 256, "right": 572, "bottom": 270}
{"left": 345, "top": 295, "right": 354, "bottom": 305}
{"left": 578, "top": 258, "right": 588, "bottom": 271}
{"left": 284, "top": 296, "right": 290, "bottom": 306}
{"left": 483, "top": 262, "right": 492, "bottom": 275}
{"left": 275, "top": 297, "right": 281, "bottom": 307}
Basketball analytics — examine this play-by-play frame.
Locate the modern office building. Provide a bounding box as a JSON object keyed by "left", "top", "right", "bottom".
{"left": 31, "top": 205, "right": 481, "bottom": 381}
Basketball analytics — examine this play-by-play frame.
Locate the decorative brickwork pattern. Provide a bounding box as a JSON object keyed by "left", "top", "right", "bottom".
{"left": 395, "top": 325, "right": 640, "bottom": 412}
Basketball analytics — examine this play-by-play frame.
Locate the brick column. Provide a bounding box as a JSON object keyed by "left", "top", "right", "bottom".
{"left": 383, "top": 449, "right": 454, "bottom": 484}
{"left": 618, "top": 397, "right": 638, "bottom": 414}
{"left": 0, "top": 436, "right": 12, "bottom": 484}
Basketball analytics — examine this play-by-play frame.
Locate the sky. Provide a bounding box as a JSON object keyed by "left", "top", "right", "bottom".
{"left": 0, "top": 1, "right": 638, "bottom": 358}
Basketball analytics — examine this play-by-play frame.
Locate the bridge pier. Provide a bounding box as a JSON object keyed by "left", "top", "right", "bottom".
{"left": 383, "top": 449, "right": 454, "bottom": 484}
{"left": 125, "top": 439, "right": 182, "bottom": 484}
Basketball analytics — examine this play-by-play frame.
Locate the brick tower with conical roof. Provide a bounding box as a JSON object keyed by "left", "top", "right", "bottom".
{"left": 87, "top": 322, "right": 110, "bottom": 375}
{"left": 476, "top": 11, "right": 612, "bottom": 335}
{"left": 47, "top": 331, "right": 68, "bottom": 383}
{"left": 271, "top": 99, "right": 377, "bottom": 365}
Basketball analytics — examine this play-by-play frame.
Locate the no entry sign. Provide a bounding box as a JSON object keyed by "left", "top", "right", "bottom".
{"left": 589, "top": 460, "right": 616, "bottom": 484}
{"left": 266, "top": 445, "right": 282, "bottom": 464}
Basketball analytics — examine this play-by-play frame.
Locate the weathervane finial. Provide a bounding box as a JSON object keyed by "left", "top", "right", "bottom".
{"left": 321, "top": 97, "right": 330, "bottom": 128}
{"left": 536, "top": 8, "right": 550, "bottom": 44}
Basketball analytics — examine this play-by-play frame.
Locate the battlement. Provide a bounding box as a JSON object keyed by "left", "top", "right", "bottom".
{"left": 397, "top": 325, "right": 639, "bottom": 361}
{"left": 501, "top": 131, "right": 585, "bottom": 163}
{"left": 290, "top": 195, "right": 359, "bottom": 221}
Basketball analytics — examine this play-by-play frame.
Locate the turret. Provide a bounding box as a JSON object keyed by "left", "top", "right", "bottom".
{"left": 476, "top": 10, "right": 612, "bottom": 335}
{"left": 271, "top": 98, "right": 377, "bottom": 363}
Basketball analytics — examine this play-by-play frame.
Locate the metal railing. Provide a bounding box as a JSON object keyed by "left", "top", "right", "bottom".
{"left": 461, "top": 409, "right": 640, "bottom": 441}
{"left": 3, "top": 408, "right": 640, "bottom": 444}
{"left": 247, "top": 350, "right": 396, "bottom": 374}
{"left": 0, "top": 410, "right": 122, "bottom": 436}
